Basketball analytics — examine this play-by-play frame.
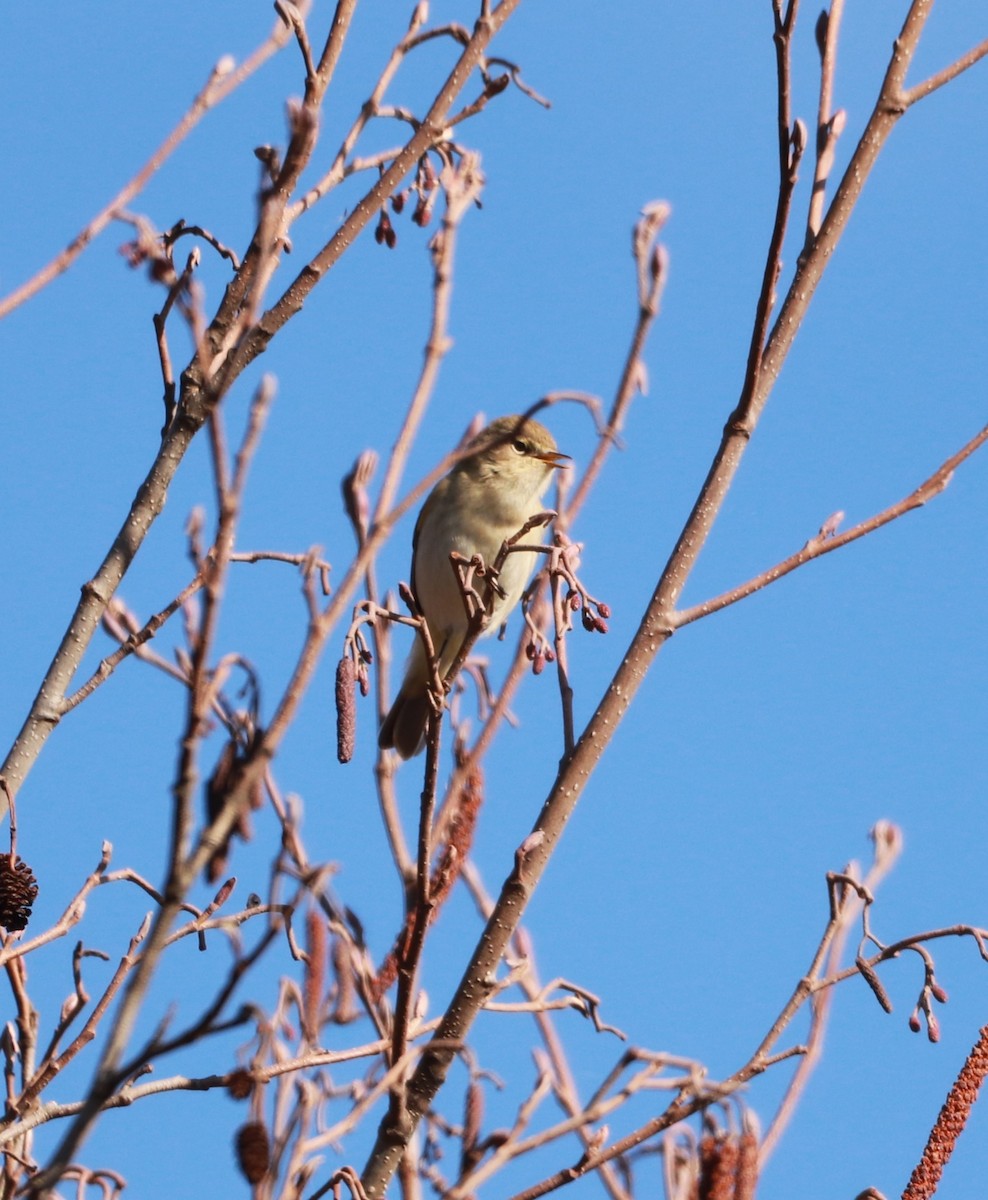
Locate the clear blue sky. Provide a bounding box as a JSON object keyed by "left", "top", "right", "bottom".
{"left": 2, "top": 3, "right": 987, "bottom": 1197}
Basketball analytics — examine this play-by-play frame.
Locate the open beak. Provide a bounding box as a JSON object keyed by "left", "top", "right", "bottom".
{"left": 536, "top": 451, "right": 571, "bottom": 468}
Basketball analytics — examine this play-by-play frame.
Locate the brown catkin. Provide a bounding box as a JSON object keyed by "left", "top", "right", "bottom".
{"left": 902, "top": 1025, "right": 988, "bottom": 1200}
{"left": 430, "top": 763, "right": 484, "bottom": 908}
{"left": 698, "top": 1135, "right": 739, "bottom": 1200}
{"left": 227, "top": 1069, "right": 254, "bottom": 1101}
{"left": 302, "top": 910, "right": 327, "bottom": 1043}
{"left": 463, "top": 1079, "right": 484, "bottom": 1155}
{"left": 371, "top": 950, "right": 399, "bottom": 1004}
{"left": 0, "top": 856, "right": 38, "bottom": 933}
{"left": 235, "top": 1120, "right": 270, "bottom": 1184}
{"left": 330, "top": 935, "right": 358, "bottom": 1024}
{"left": 856, "top": 956, "right": 893, "bottom": 1013}
{"left": 335, "top": 657, "right": 356, "bottom": 763}
{"left": 736, "top": 1131, "right": 759, "bottom": 1200}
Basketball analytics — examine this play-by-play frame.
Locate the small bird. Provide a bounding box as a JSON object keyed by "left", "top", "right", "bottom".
{"left": 379, "top": 414, "right": 569, "bottom": 758}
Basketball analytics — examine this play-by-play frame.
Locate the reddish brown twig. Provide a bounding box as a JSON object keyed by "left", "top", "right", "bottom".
{"left": 759, "top": 821, "right": 901, "bottom": 1163}
{"left": 738, "top": 0, "right": 805, "bottom": 425}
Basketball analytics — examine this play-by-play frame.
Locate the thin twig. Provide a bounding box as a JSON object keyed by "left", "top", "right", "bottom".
{"left": 902, "top": 35, "right": 988, "bottom": 106}
{"left": 0, "top": 12, "right": 298, "bottom": 320}
{"left": 738, "top": 0, "right": 804, "bottom": 423}
{"left": 759, "top": 822, "right": 901, "bottom": 1162}
{"left": 674, "top": 416, "right": 988, "bottom": 628}
{"left": 803, "top": 1, "right": 847, "bottom": 248}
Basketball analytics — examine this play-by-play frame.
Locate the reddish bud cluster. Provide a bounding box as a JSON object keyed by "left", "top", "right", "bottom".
{"left": 377, "top": 153, "right": 447, "bottom": 244}
{"left": 417, "top": 155, "right": 437, "bottom": 193}
{"left": 581, "top": 606, "right": 608, "bottom": 634}
{"left": 698, "top": 1133, "right": 739, "bottom": 1200}
{"left": 409, "top": 155, "right": 438, "bottom": 226}
{"left": 906, "top": 963, "right": 950, "bottom": 1042}
{"left": 525, "top": 640, "right": 556, "bottom": 676}
{"left": 909, "top": 1005, "right": 941, "bottom": 1043}
{"left": 374, "top": 210, "right": 397, "bottom": 249}
{"left": 562, "top": 577, "right": 610, "bottom": 635}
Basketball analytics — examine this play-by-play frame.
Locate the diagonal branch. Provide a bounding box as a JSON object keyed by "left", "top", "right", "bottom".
{"left": 902, "top": 34, "right": 988, "bottom": 106}
{"left": 674, "top": 415, "right": 988, "bottom": 628}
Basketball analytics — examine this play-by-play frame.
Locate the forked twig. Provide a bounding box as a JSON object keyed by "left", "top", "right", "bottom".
{"left": 0, "top": 12, "right": 299, "bottom": 320}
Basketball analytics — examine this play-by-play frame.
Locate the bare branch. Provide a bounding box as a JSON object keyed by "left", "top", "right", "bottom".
{"left": 902, "top": 34, "right": 988, "bottom": 106}
{"left": 0, "top": 13, "right": 298, "bottom": 320}
{"left": 674, "top": 416, "right": 988, "bottom": 628}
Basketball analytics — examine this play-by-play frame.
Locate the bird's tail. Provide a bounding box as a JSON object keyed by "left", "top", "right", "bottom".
{"left": 378, "top": 638, "right": 433, "bottom": 759}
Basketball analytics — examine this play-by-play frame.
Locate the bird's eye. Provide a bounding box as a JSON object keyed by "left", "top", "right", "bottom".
{"left": 511, "top": 439, "right": 528, "bottom": 454}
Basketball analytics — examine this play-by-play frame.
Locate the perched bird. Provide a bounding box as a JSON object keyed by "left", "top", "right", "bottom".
{"left": 379, "top": 414, "right": 569, "bottom": 758}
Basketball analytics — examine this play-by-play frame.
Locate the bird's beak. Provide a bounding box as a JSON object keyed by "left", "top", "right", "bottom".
{"left": 536, "top": 451, "right": 571, "bottom": 468}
